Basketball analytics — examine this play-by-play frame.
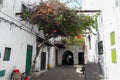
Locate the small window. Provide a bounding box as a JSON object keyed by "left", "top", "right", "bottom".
{"left": 110, "top": 31, "right": 115, "bottom": 45}
{"left": 98, "top": 41, "right": 103, "bottom": 55}
{"left": 111, "top": 48, "right": 117, "bottom": 63}
{"left": 20, "top": 3, "right": 29, "bottom": 21}
{"left": 3, "top": 47, "right": 11, "bottom": 61}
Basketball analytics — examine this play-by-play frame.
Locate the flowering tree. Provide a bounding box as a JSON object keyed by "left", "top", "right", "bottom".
{"left": 27, "top": 0, "right": 95, "bottom": 70}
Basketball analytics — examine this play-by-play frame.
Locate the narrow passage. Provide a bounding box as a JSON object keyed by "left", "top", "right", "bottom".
{"left": 30, "top": 65, "right": 85, "bottom": 80}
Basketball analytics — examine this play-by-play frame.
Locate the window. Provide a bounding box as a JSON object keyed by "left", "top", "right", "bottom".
{"left": 111, "top": 48, "right": 117, "bottom": 63}
{"left": 110, "top": 31, "right": 115, "bottom": 45}
{"left": 20, "top": 3, "right": 29, "bottom": 21}
{"left": 98, "top": 41, "right": 103, "bottom": 55}
{"left": 3, "top": 47, "right": 11, "bottom": 61}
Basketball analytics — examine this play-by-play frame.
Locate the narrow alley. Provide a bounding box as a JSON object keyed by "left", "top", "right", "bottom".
{"left": 29, "top": 65, "right": 85, "bottom": 80}
{"left": 1, "top": 0, "right": 120, "bottom": 80}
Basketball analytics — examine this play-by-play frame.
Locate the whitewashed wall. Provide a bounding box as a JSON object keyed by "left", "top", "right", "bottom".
{"left": 0, "top": 21, "right": 37, "bottom": 80}
{"left": 0, "top": 0, "right": 42, "bottom": 80}
{"left": 34, "top": 45, "right": 56, "bottom": 71}
{"left": 84, "top": 31, "right": 98, "bottom": 63}
{"left": 82, "top": 0, "right": 120, "bottom": 80}
{"left": 49, "top": 47, "right": 56, "bottom": 68}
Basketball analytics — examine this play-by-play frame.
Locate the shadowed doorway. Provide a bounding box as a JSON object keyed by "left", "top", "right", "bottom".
{"left": 62, "top": 51, "right": 74, "bottom": 65}
{"left": 78, "top": 52, "right": 84, "bottom": 65}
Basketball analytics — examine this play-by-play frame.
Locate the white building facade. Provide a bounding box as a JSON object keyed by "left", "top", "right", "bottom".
{"left": 0, "top": 0, "right": 56, "bottom": 79}
{"left": 82, "top": 0, "right": 120, "bottom": 80}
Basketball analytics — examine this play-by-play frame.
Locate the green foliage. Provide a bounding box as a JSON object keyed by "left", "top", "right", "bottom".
{"left": 61, "top": 11, "right": 95, "bottom": 36}
{"left": 21, "top": 0, "right": 96, "bottom": 41}
{"left": 20, "top": 4, "right": 30, "bottom": 21}
{"left": 63, "top": 36, "right": 85, "bottom": 45}
{"left": 21, "top": 10, "right": 29, "bottom": 21}
{"left": 92, "top": 12, "right": 100, "bottom": 30}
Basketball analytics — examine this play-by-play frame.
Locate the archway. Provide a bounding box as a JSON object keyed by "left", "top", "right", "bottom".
{"left": 62, "top": 50, "right": 74, "bottom": 65}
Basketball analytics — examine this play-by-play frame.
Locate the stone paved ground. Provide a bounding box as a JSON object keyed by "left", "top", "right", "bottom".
{"left": 85, "top": 62, "right": 104, "bottom": 80}
{"left": 29, "top": 65, "right": 85, "bottom": 80}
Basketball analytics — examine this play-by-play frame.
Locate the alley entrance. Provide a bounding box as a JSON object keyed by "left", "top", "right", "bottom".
{"left": 62, "top": 50, "right": 74, "bottom": 65}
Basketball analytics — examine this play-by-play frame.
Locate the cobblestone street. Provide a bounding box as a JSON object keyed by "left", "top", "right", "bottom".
{"left": 29, "top": 65, "right": 85, "bottom": 80}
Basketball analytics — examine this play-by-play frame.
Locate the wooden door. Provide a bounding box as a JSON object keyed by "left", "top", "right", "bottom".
{"left": 25, "top": 45, "right": 33, "bottom": 76}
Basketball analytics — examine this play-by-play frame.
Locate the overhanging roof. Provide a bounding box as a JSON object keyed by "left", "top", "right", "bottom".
{"left": 54, "top": 41, "right": 65, "bottom": 49}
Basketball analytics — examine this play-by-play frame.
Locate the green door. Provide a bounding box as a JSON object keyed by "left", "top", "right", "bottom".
{"left": 25, "top": 45, "right": 33, "bottom": 76}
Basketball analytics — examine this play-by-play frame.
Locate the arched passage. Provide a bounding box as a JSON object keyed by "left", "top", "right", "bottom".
{"left": 62, "top": 50, "right": 74, "bottom": 65}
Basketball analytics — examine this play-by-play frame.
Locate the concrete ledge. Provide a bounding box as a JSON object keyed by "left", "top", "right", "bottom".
{"left": 30, "top": 70, "right": 46, "bottom": 78}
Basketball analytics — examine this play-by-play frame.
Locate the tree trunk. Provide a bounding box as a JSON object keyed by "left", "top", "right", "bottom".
{"left": 32, "top": 38, "right": 49, "bottom": 71}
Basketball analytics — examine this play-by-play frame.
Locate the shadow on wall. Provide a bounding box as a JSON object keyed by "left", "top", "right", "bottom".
{"left": 62, "top": 50, "right": 74, "bottom": 65}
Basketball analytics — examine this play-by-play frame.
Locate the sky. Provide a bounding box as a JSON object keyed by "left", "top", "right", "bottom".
{"left": 61, "top": 0, "right": 83, "bottom": 8}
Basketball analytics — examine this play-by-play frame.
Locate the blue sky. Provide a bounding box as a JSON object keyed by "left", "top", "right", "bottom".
{"left": 61, "top": 0, "right": 82, "bottom": 8}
